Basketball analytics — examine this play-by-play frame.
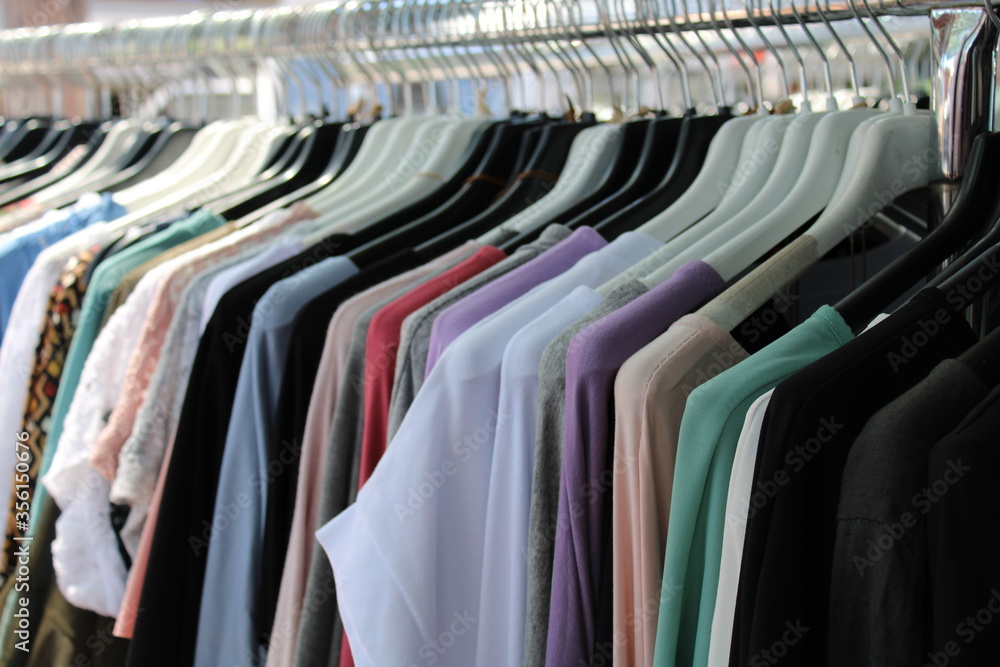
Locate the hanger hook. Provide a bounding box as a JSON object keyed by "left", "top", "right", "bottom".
{"left": 614, "top": 0, "right": 659, "bottom": 113}
{"left": 549, "top": 0, "right": 593, "bottom": 113}
{"left": 738, "top": 0, "right": 790, "bottom": 102}
{"left": 766, "top": 0, "right": 810, "bottom": 109}
{"left": 859, "top": 0, "right": 910, "bottom": 103}
{"left": 475, "top": 0, "right": 514, "bottom": 113}
{"left": 678, "top": 0, "right": 727, "bottom": 107}
{"left": 812, "top": 0, "right": 863, "bottom": 103}
{"left": 541, "top": 0, "right": 588, "bottom": 113}
{"left": 594, "top": 0, "right": 637, "bottom": 115}
{"left": 568, "top": 0, "right": 614, "bottom": 111}
{"left": 784, "top": 0, "right": 833, "bottom": 105}
{"left": 844, "top": 0, "right": 897, "bottom": 101}
{"left": 640, "top": 0, "right": 692, "bottom": 112}
{"left": 661, "top": 0, "right": 722, "bottom": 109}
{"left": 699, "top": 0, "right": 755, "bottom": 110}
{"left": 717, "top": 0, "right": 766, "bottom": 109}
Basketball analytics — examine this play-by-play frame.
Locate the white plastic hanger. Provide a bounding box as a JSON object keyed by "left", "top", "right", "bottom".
{"left": 500, "top": 124, "right": 626, "bottom": 234}
{"left": 113, "top": 119, "right": 255, "bottom": 211}
{"left": 637, "top": 0, "right": 766, "bottom": 236}
{"left": 31, "top": 119, "right": 143, "bottom": 202}
{"left": 306, "top": 117, "right": 491, "bottom": 238}
{"left": 107, "top": 122, "right": 282, "bottom": 230}
{"left": 696, "top": 0, "right": 932, "bottom": 330}
{"left": 704, "top": 0, "right": 930, "bottom": 282}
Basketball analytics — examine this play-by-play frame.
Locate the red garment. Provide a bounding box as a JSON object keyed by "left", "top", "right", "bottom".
{"left": 339, "top": 245, "right": 505, "bottom": 667}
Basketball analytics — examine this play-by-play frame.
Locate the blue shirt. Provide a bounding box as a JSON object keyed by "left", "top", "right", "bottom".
{"left": 0, "top": 193, "right": 125, "bottom": 342}
{"left": 193, "top": 256, "right": 359, "bottom": 667}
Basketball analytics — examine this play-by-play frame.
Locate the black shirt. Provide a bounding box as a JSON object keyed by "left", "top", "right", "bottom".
{"left": 926, "top": 384, "right": 1000, "bottom": 666}
{"left": 126, "top": 233, "right": 353, "bottom": 667}
{"left": 730, "top": 288, "right": 977, "bottom": 666}
{"left": 254, "top": 250, "right": 424, "bottom": 646}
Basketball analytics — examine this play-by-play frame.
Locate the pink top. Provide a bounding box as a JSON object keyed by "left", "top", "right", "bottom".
{"left": 90, "top": 205, "right": 316, "bottom": 481}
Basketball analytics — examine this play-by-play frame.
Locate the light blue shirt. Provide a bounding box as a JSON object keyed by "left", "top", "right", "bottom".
{"left": 317, "top": 232, "right": 663, "bottom": 667}
{"left": 193, "top": 255, "right": 359, "bottom": 667}
{"left": 0, "top": 193, "right": 125, "bottom": 343}
{"left": 475, "top": 286, "right": 604, "bottom": 666}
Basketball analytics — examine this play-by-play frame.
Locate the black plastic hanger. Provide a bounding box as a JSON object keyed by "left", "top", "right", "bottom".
{"left": 216, "top": 122, "right": 344, "bottom": 220}
{"left": 835, "top": 132, "right": 1000, "bottom": 332}
{"left": 0, "top": 119, "right": 103, "bottom": 190}
{"left": 593, "top": 109, "right": 733, "bottom": 238}
{"left": 0, "top": 117, "right": 53, "bottom": 163}
{"left": 935, "top": 243, "right": 1000, "bottom": 313}
{"left": 417, "top": 116, "right": 591, "bottom": 246}
{"left": 363, "top": 118, "right": 546, "bottom": 262}
{"left": 0, "top": 120, "right": 110, "bottom": 208}
{"left": 234, "top": 120, "right": 372, "bottom": 227}
{"left": 561, "top": 113, "right": 685, "bottom": 230}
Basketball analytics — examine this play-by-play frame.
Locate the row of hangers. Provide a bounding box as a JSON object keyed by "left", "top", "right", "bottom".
{"left": 0, "top": 0, "right": 995, "bottom": 345}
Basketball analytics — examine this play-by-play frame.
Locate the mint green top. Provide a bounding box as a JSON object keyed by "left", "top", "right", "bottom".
{"left": 652, "top": 305, "right": 853, "bottom": 667}
{"left": 34, "top": 210, "right": 227, "bottom": 508}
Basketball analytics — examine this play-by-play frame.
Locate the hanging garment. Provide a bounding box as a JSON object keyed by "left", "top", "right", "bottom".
{"left": 828, "top": 359, "right": 992, "bottom": 665}
{"left": 730, "top": 288, "right": 977, "bottom": 666}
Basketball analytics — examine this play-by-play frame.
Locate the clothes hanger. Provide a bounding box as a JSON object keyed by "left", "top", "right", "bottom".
{"left": 206, "top": 15, "right": 347, "bottom": 219}
{"left": 647, "top": 0, "right": 921, "bottom": 286}
{"left": 289, "top": 1, "right": 524, "bottom": 256}
{"left": 516, "top": 0, "right": 654, "bottom": 237}
{"left": 640, "top": 0, "right": 872, "bottom": 281}
{"left": 635, "top": 0, "right": 765, "bottom": 236}
{"left": 232, "top": 5, "right": 379, "bottom": 227}
{"left": 31, "top": 31, "right": 156, "bottom": 203}
{"left": 197, "top": 15, "right": 315, "bottom": 212}
{"left": 302, "top": 1, "right": 450, "bottom": 218}
{"left": 582, "top": 0, "right": 736, "bottom": 237}
{"left": 638, "top": 0, "right": 796, "bottom": 243}
{"left": 414, "top": 0, "right": 593, "bottom": 245}
{"left": 556, "top": 0, "right": 694, "bottom": 233}
{"left": 0, "top": 37, "right": 104, "bottom": 189}
{"left": 396, "top": 1, "right": 560, "bottom": 259}
{"left": 301, "top": 1, "right": 492, "bottom": 239}
{"left": 0, "top": 32, "right": 115, "bottom": 206}
{"left": 484, "top": 0, "right": 627, "bottom": 240}
{"left": 693, "top": 0, "right": 943, "bottom": 332}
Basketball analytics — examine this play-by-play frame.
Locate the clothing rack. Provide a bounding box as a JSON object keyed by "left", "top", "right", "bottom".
{"left": 0, "top": 0, "right": 995, "bottom": 177}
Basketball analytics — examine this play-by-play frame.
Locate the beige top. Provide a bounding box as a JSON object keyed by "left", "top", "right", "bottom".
{"left": 611, "top": 314, "right": 748, "bottom": 667}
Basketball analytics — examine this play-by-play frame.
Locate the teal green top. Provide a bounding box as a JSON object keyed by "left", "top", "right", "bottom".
{"left": 652, "top": 305, "right": 853, "bottom": 667}
{"left": 33, "top": 210, "right": 227, "bottom": 517}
